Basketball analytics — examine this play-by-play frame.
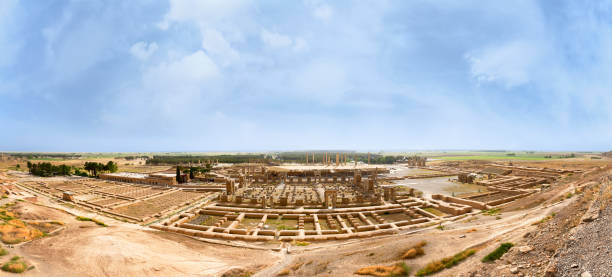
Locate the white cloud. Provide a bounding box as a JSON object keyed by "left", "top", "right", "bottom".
{"left": 292, "top": 60, "right": 351, "bottom": 103}
{"left": 144, "top": 50, "right": 219, "bottom": 87}
{"left": 201, "top": 28, "right": 240, "bottom": 66}
{"left": 292, "top": 37, "right": 309, "bottom": 52}
{"left": 0, "top": 0, "right": 20, "bottom": 68}
{"left": 261, "top": 29, "right": 293, "bottom": 48}
{"left": 106, "top": 50, "right": 220, "bottom": 124}
{"left": 130, "top": 41, "right": 158, "bottom": 60}
{"left": 465, "top": 40, "right": 543, "bottom": 88}
{"left": 313, "top": 4, "right": 333, "bottom": 20}
{"left": 158, "top": 0, "right": 249, "bottom": 29}
{"left": 260, "top": 29, "right": 309, "bottom": 52}
{"left": 304, "top": 0, "right": 333, "bottom": 21}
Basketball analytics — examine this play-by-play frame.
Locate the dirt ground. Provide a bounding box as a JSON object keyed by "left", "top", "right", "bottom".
{"left": 0, "top": 158, "right": 609, "bottom": 277}
{"left": 0, "top": 178, "right": 279, "bottom": 277}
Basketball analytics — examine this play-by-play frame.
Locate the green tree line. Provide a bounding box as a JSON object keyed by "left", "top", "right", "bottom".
{"left": 146, "top": 155, "right": 267, "bottom": 165}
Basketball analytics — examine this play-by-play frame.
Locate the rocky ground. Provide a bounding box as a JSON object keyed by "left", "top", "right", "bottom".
{"left": 467, "top": 175, "right": 611, "bottom": 277}
{"left": 553, "top": 178, "right": 611, "bottom": 277}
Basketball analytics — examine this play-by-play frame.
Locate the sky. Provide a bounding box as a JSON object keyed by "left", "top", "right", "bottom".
{"left": 1, "top": 0, "right": 612, "bottom": 152}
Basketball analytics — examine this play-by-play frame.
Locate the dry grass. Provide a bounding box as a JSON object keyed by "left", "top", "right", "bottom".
{"left": 290, "top": 262, "right": 304, "bottom": 271}
{"left": 75, "top": 216, "right": 108, "bottom": 227}
{"left": 600, "top": 182, "right": 612, "bottom": 211}
{"left": 532, "top": 212, "right": 556, "bottom": 226}
{"left": 276, "top": 268, "right": 290, "bottom": 276}
{"left": 0, "top": 219, "right": 44, "bottom": 244}
{"left": 355, "top": 262, "right": 410, "bottom": 277}
{"left": 415, "top": 248, "right": 476, "bottom": 276}
{"left": 401, "top": 241, "right": 427, "bottom": 259}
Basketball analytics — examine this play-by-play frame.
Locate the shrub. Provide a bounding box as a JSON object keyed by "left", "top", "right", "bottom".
{"left": 416, "top": 249, "right": 476, "bottom": 276}
{"left": 0, "top": 248, "right": 7, "bottom": 256}
{"left": 482, "top": 243, "right": 513, "bottom": 262}
{"left": 482, "top": 208, "right": 500, "bottom": 216}
{"left": 1, "top": 256, "right": 28, "bottom": 273}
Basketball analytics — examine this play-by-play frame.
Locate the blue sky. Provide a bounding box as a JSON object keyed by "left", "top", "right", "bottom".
{"left": 1, "top": 0, "right": 611, "bottom": 152}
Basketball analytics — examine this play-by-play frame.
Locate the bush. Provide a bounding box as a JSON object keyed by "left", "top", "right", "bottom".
{"left": 416, "top": 249, "right": 476, "bottom": 276}
{"left": 482, "top": 208, "right": 500, "bottom": 216}
{"left": 1, "top": 256, "right": 28, "bottom": 273}
{"left": 482, "top": 243, "right": 513, "bottom": 262}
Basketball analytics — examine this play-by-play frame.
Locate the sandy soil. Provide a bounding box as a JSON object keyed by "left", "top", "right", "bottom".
{"left": 1, "top": 196, "right": 279, "bottom": 277}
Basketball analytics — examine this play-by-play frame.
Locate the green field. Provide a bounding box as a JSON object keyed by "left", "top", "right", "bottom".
{"left": 381, "top": 150, "right": 589, "bottom": 161}
{"left": 436, "top": 155, "right": 552, "bottom": 161}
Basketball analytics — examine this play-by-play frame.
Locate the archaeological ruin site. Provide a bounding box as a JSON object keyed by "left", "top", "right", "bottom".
{"left": 0, "top": 151, "right": 609, "bottom": 277}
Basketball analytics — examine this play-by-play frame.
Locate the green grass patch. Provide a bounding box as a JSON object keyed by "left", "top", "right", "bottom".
{"left": 423, "top": 208, "right": 445, "bottom": 217}
{"left": 437, "top": 155, "right": 553, "bottom": 161}
{"left": 75, "top": 216, "right": 108, "bottom": 227}
{"left": 291, "top": 240, "right": 311, "bottom": 246}
{"left": 482, "top": 243, "right": 513, "bottom": 262}
{"left": 416, "top": 248, "right": 476, "bottom": 276}
{"left": 0, "top": 210, "right": 14, "bottom": 221}
{"left": 482, "top": 208, "right": 501, "bottom": 216}
{"left": 0, "top": 248, "right": 7, "bottom": 256}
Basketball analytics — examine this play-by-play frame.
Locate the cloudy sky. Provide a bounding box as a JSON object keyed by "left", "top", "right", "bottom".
{"left": 1, "top": 0, "right": 611, "bottom": 152}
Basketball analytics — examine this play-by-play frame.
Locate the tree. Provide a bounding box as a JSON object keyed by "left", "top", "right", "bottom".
{"left": 84, "top": 162, "right": 95, "bottom": 176}
{"left": 189, "top": 167, "right": 195, "bottom": 179}
{"left": 176, "top": 166, "right": 181, "bottom": 183}
{"left": 84, "top": 162, "right": 105, "bottom": 176}
{"left": 105, "top": 161, "right": 118, "bottom": 173}
{"left": 58, "top": 164, "right": 71, "bottom": 175}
